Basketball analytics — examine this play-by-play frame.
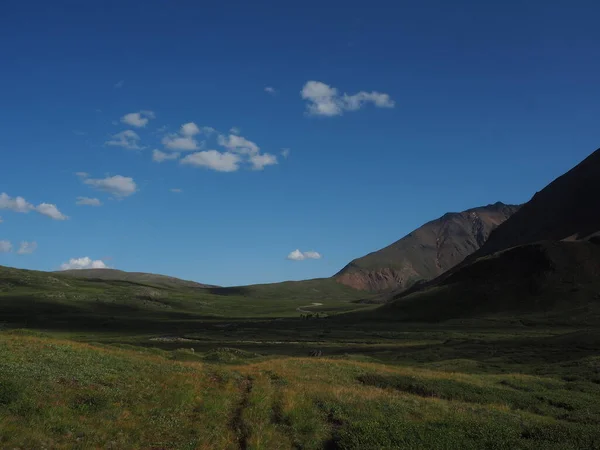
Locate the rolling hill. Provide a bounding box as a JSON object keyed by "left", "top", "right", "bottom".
{"left": 58, "top": 268, "right": 216, "bottom": 289}
{"left": 334, "top": 202, "right": 519, "bottom": 292}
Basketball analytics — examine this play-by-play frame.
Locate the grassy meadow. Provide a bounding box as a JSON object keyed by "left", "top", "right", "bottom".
{"left": 1, "top": 265, "right": 600, "bottom": 449}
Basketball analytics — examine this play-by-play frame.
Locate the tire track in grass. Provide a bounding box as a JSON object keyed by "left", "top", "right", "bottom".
{"left": 230, "top": 375, "right": 253, "bottom": 450}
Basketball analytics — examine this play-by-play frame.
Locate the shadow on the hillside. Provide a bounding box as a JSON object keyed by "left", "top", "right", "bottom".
{"left": 206, "top": 286, "right": 252, "bottom": 296}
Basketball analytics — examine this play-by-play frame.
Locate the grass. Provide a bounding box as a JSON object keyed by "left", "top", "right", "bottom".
{"left": 1, "top": 332, "right": 600, "bottom": 449}
{"left": 2, "top": 264, "right": 600, "bottom": 448}
{"left": 0, "top": 265, "right": 372, "bottom": 333}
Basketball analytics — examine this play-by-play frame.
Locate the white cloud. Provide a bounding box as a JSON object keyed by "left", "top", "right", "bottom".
{"left": 35, "top": 203, "right": 68, "bottom": 220}
{"left": 105, "top": 130, "right": 142, "bottom": 149}
{"left": 17, "top": 241, "right": 37, "bottom": 255}
{"left": 229, "top": 127, "right": 241, "bottom": 135}
{"left": 121, "top": 110, "right": 155, "bottom": 128}
{"left": 73, "top": 130, "right": 86, "bottom": 136}
{"left": 161, "top": 123, "right": 215, "bottom": 151}
{"left": 217, "top": 134, "right": 260, "bottom": 155}
{"left": 250, "top": 153, "right": 277, "bottom": 170}
{"left": 180, "top": 122, "right": 200, "bottom": 136}
{"left": 162, "top": 135, "right": 199, "bottom": 151}
{"left": 286, "top": 249, "right": 322, "bottom": 261}
{"left": 76, "top": 172, "right": 89, "bottom": 178}
{"left": 265, "top": 86, "right": 276, "bottom": 95}
{"left": 301, "top": 81, "right": 395, "bottom": 116}
{"left": 303, "top": 251, "right": 322, "bottom": 259}
{"left": 60, "top": 256, "right": 108, "bottom": 270}
{"left": 301, "top": 81, "right": 342, "bottom": 116}
{"left": 0, "top": 217, "right": 3, "bottom": 223}
{"left": 170, "top": 188, "right": 183, "bottom": 193}
{"left": 181, "top": 150, "right": 240, "bottom": 172}
{"left": 0, "top": 193, "right": 67, "bottom": 220}
{"left": 76, "top": 197, "right": 102, "bottom": 206}
{"left": 152, "top": 149, "right": 180, "bottom": 162}
{"left": 0, "top": 193, "right": 33, "bottom": 213}
{"left": 0, "top": 241, "right": 12, "bottom": 253}
{"left": 114, "top": 80, "right": 124, "bottom": 88}
{"left": 342, "top": 92, "right": 394, "bottom": 111}
{"left": 84, "top": 175, "right": 137, "bottom": 197}
{"left": 281, "top": 148, "right": 290, "bottom": 159}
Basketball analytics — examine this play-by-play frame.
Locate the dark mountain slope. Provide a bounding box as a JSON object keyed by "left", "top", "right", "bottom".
{"left": 476, "top": 148, "right": 600, "bottom": 257}
{"left": 334, "top": 202, "right": 519, "bottom": 292}
{"left": 382, "top": 147, "right": 600, "bottom": 322}
{"left": 380, "top": 239, "right": 600, "bottom": 323}
{"left": 57, "top": 268, "right": 216, "bottom": 289}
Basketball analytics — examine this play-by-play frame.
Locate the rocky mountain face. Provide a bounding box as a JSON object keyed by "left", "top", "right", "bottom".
{"left": 334, "top": 202, "right": 520, "bottom": 292}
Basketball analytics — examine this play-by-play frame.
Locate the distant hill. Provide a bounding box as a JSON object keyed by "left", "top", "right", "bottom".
{"left": 57, "top": 268, "right": 216, "bottom": 290}
{"left": 334, "top": 202, "right": 519, "bottom": 292}
{"left": 383, "top": 148, "right": 600, "bottom": 322}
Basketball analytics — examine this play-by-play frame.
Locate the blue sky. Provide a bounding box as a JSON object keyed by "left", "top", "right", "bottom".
{"left": 1, "top": 0, "right": 599, "bottom": 286}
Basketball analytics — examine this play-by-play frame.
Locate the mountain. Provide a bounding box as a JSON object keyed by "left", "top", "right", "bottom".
{"left": 57, "top": 268, "right": 217, "bottom": 289}
{"left": 383, "top": 148, "right": 600, "bottom": 322}
{"left": 473, "top": 148, "right": 600, "bottom": 257}
{"left": 334, "top": 202, "right": 520, "bottom": 292}
{"left": 381, "top": 239, "right": 600, "bottom": 323}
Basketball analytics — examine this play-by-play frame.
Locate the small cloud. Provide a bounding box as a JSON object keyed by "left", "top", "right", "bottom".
{"left": 114, "top": 80, "right": 124, "bottom": 88}
{"left": 60, "top": 256, "right": 108, "bottom": 270}
{"left": 170, "top": 188, "right": 183, "bottom": 193}
{"left": 217, "top": 134, "right": 260, "bottom": 155}
{"left": 0, "top": 217, "right": 3, "bottom": 223}
{"left": 17, "top": 241, "right": 37, "bottom": 255}
{"left": 0, "top": 193, "right": 67, "bottom": 220}
{"left": 105, "top": 130, "right": 142, "bottom": 150}
{"left": 161, "top": 123, "right": 215, "bottom": 151}
{"left": 281, "top": 148, "right": 290, "bottom": 159}
{"left": 181, "top": 150, "right": 240, "bottom": 172}
{"left": 0, "top": 193, "right": 31, "bottom": 213}
{"left": 152, "top": 149, "right": 180, "bottom": 162}
{"left": 286, "top": 249, "right": 322, "bottom": 261}
{"left": 265, "top": 86, "right": 277, "bottom": 95}
{"left": 229, "top": 127, "right": 241, "bottom": 135}
{"left": 83, "top": 175, "right": 137, "bottom": 197}
{"left": 35, "top": 203, "right": 68, "bottom": 220}
{"left": 301, "top": 80, "right": 395, "bottom": 117}
{"left": 76, "top": 172, "right": 89, "bottom": 179}
{"left": 73, "top": 130, "right": 87, "bottom": 136}
{"left": 180, "top": 122, "right": 200, "bottom": 136}
{"left": 76, "top": 196, "right": 102, "bottom": 207}
{"left": 162, "top": 135, "right": 199, "bottom": 151}
{"left": 95, "top": 109, "right": 102, "bottom": 113}
{"left": 250, "top": 153, "right": 277, "bottom": 170}
{"left": 0, "top": 240, "right": 12, "bottom": 253}
{"left": 121, "top": 111, "right": 155, "bottom": 128}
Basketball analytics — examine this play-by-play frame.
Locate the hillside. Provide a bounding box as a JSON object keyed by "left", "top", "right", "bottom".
{"left": 383, "top": 148, "right": 600, "bottom": 321}
{"left": 334, "top": 202, "right": 519, "bottom": 292}
{"left": 476, "top": 148, "right": 600, "bottom": 257}
{"left": 0, "top": 265, "right": 370, "bottom": 331}
{"left": 58, "top": 268, "right": 216, "bottom": 289}
{"left": 381, "top": 239, "right": 600, "bottom": 322}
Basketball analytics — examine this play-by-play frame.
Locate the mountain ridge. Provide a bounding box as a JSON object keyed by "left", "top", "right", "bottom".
{"left": 334, "top": 202, "right": 520, "bottom": 292}
{"left": 382, "top": 147, "right": 600, "bottom": 321}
